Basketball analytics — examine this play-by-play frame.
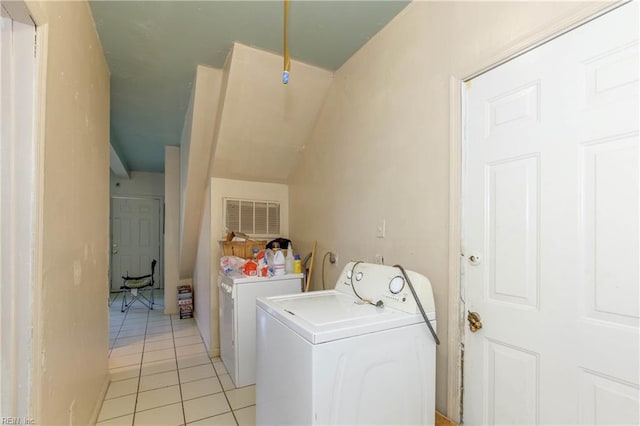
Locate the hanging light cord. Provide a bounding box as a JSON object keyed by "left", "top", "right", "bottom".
{"left": 282, "top": 0, "right": 291, "bottom": 84}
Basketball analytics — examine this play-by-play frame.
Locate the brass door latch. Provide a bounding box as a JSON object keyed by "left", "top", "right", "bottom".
{"left": 467, "top": 311, "right": 483, "bottom": 332}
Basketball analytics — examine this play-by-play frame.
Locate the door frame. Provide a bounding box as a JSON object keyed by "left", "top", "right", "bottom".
{"left": 446, "top": 2, "right": 625, "bottom": 422}
{"left": 110, "top": 195, "right": 164, "bottom": 291}
{"left": 0, "top": 0, "right": 47, "bottom": 419}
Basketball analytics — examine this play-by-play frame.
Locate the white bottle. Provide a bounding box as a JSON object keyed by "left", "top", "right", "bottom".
{"left": 285, "top": 242, "right": 294, "bottom": 274}
{"left": 273, "top": 244, "right": 286, "bottom": 276}
{"left": 265, "top": 248, "right": 275, "bottom": 276}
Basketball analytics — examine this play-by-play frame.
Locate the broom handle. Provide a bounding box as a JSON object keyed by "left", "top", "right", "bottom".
{"left": 304, "top": 241, "right": 317, "bottom": 292}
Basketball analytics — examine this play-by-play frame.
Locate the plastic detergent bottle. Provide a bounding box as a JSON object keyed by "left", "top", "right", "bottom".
{"left": 293, "top": 254, "right": 302, "bottom": 274}
{"left": 272, "top": 243, "right": 286, "bottom": 276}
{"left": 265, "top": 248, "right": 275, "bottom": 276}
{"left": 285, "top": 243, "right": 294, "bottom": 274}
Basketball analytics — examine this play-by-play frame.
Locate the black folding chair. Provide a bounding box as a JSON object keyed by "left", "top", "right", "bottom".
{"left": 120, "top": 259, "right": 157, "bottom": 313}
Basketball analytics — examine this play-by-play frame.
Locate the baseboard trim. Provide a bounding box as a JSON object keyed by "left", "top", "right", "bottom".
{"left": 436, "top": 411, "right": 457, "bottom": 426}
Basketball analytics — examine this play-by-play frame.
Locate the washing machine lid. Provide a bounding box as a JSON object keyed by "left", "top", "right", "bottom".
{"left": 257, "top": 290, "right": 435, "bottom": 344}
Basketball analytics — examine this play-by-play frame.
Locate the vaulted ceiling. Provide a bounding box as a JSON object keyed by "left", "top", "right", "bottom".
{"left": 89, "top": 1, "right": 410, "bottom": 173}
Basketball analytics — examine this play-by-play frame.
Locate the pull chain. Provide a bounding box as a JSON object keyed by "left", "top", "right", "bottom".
{"left": 282, "top": 0, "right": 291, "bottom": 84}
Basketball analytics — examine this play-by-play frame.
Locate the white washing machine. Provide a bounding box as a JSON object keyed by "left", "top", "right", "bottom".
{"left": 218, "top": 273, "right": 303, "bottom": 388}
{"left": 256, "top": 262, "right": 438, "bottom": 425}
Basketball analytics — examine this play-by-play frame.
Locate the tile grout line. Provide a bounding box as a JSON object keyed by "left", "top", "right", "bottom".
{"left": 101, "top": 301, "right": 147, "bottom": 424}
{"left": 102, "top": 299, "right": 122, "bottom": 421}
{"left": 170, "top": 314, "right": 189, "bottom": 426}
{"left": 108, "top": 291, "right": 122, "bottom": 311}
{"left": 107, "top": 304, "right": 253, "bottom": 425}
{"left": 108, "top": 293, "right": 128, "bottom": 357}
{"left": 190, "top": 320, "right": 240, "bottom": 424}
{"left": 210, "top": 355, "right": 239, "bottom": 425}
{"left": 178, "top": 317, "right": 236, "bottom": 425}
{"left": 129, "top": 306, "right": 151, "bottom": 426}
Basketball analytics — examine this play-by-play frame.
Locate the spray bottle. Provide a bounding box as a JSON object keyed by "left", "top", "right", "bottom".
{"left": 272, "top": 242, "right": 286, "bottom": 276}
{"left": 285, "top": 242, "right": 294, "bottom": 274}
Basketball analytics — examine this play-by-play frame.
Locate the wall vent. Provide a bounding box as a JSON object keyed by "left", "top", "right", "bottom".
{"left": 224, "top": 198, "right": 280, "bottom": 237}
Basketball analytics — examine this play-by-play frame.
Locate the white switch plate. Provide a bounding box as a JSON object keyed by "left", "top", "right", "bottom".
{"left": 376, "top": 219, "right": 386, "bottom": 238}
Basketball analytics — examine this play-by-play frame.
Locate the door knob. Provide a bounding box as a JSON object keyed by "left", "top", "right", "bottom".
{"left": 468, "top": 254, "right": 481, "bottom": 265}
{"left": 467, "top": 311, "right": 483, "bottom": 332}
{"left": 112, "top": 244, "right": 118, "bottom": 254}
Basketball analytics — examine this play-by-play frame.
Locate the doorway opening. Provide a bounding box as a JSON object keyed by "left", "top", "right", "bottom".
{"left": 110, "top": 195, "right": 164, "bottom": 306}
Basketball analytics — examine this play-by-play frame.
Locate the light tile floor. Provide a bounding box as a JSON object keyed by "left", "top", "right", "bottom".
{"left": 99, "top": 292, "right": 255, "bottom": 425}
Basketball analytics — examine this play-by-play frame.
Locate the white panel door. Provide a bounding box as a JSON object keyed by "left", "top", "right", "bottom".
{"left": 111, "top": 197, "right": 161, "bottom": 291}
{"left": 463, "top": 3, "right": 639, "bottom": 425}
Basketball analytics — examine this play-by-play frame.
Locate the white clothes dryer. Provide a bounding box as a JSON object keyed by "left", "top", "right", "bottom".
{"left": 256, "top": 262, "right": 438, "bottom": 425}
{"left": 218, "top": 273, "right": 303, "bottom": 388}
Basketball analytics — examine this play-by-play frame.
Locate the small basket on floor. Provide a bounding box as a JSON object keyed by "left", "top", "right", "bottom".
{"left": 120, "top": 259, "right": 157, "bottom": 313}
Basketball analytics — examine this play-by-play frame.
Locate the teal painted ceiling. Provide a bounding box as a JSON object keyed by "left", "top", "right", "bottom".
{"left": 89, "top": 1, "right": 410, "bottom": 173}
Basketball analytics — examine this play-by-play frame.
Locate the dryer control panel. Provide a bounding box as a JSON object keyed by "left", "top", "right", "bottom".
{"left": 335, "top": 262, "right": 435, "bottom": 316}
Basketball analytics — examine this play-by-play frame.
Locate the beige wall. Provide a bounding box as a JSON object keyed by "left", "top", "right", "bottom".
{"left": 110, "top": 171, "right": 165, "bottom": 198}
{"left": 193, "top": 182, "right": 212, "bottom": 352}
{"left": 198, "top": 177, "right": 289, "bottom": 353}
{"left": 288, "top": 0, "right": 610, "bottom": 416}
{"left": 27, "top": 0, "right": 111, "bottom": 423}
{"left": 211, "top": 43, "right": 333, "bottom": 184}
{"left": 211, "top": 178, "right": 290, "bottom": 241}
{"left": 165, "top": 146, "right": 181, "bottom": 314}
{"left": 179, "top": 66, "right": 223, "bottom": 279}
